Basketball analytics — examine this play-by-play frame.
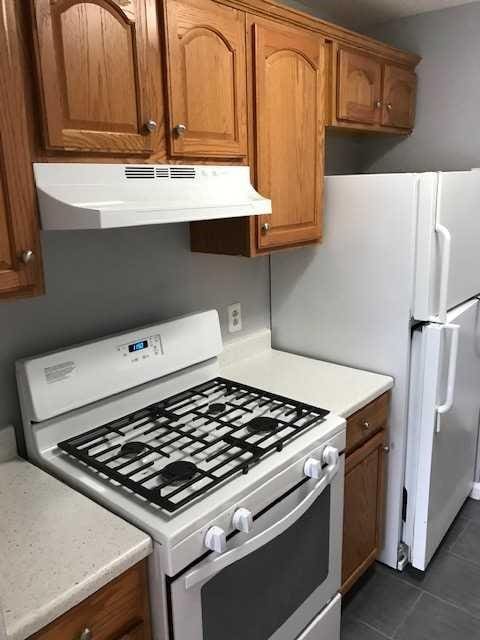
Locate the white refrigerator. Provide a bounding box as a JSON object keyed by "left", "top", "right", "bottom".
{"left": 271, "top": 171, "right": 480, "bottom": 571}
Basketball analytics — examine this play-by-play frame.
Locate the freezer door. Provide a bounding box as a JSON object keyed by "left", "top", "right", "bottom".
{"left": 404, "top": 298, "right": 480, "bottom": 570}
{"left": 414, "top": 171, "right": 480, "bottom": 322}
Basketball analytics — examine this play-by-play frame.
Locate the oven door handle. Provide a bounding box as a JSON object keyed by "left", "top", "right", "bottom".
{"left": 184, "top": 452, "right": 340, "bottom": 590}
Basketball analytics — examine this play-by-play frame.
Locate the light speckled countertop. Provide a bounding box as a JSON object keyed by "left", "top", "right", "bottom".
{"left": 0, "top": 457, "right": 152, "bottom": 640}
{"left": 221, "top": 330, "right": 393, "bottom": 417}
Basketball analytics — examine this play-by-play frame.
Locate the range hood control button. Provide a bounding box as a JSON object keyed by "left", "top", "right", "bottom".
{"left": 232, "top": 507, "right": 253, "bottom": 533}
{"left": 204, "top": 525, "right": 226, "bottom": 553}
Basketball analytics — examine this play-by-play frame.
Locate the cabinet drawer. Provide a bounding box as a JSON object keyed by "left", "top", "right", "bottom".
{"left": 30, "top": 562, "right": 151, "bottom": 640}
{"left": 346, "top": 392, "right": 390, "bottom": 455}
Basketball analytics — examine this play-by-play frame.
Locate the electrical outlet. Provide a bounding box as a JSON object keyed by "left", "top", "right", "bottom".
{"left": 227, "top": 302, "right": 242, "bottom": 333}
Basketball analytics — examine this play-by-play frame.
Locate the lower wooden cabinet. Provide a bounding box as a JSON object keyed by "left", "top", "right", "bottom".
{"left": 341, "top": 393, "right": 390, "bottom": 594}
{"left": 29, "top": 561, "right": 151, "bottom": 640}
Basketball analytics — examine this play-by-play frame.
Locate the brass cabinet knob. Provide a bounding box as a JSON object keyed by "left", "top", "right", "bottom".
{"left": 20, "top": 250, "right": 34, "bottom": 265}
{"left": 375, "top": 99, "right": 382, "bottom": 108}
{"left": 175, "top": 123, "right": 187, "bottom": 137}
{"left": 79, "top": 629, "right": 92, "bottom": 640}
{"left": 144, "top": 119, "right": 157, "bottom": 133}
{"left": 261, "top": 222, "right": 270, "bottom": 233}
{"left": 384, "top": 445, "right": 390, "bottom": 453}
{"left": 386, "top": 103, "right": 393, "bottom": 111}
{"left": 362, "top": 421, "right": 370, "bottom": 430}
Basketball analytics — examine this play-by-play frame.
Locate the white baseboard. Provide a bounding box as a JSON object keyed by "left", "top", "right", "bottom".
{"left": 470, "top": 482, "right": 480, "bottom": 500}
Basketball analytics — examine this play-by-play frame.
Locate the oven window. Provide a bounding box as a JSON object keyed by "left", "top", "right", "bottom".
{"left": 200, "top": 487, "right": 330, "bottom": 640}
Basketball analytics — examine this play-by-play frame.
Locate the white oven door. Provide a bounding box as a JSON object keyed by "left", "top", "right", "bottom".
{"left": 168, "top": 453, "right": 344, "bottom": 640}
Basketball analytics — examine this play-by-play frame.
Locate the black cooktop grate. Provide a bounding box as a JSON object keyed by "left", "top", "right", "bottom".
{"left": 57, "top": 377, "right": 329, "bottom": 513}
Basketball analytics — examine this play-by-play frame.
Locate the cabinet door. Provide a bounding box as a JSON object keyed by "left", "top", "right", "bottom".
{"left": 0, "top": 0, "right": 43, "bottom": 298}
{"left": 30, "top": 562, "right": 151, "bottom": 640}
{"left": 251, "top": 18, "right": 325, "bottom": 250}
{"left": 342, "top": 430, "right": 386, "bottom": 594}
{"left": 32, "top": 0, "right": 159, "bottom": 155}
{"left": 164, "top": 0, "right": 247, "bottom": 158}
{"left": 382, "top": 64, "right": 417, "bottom": 129}
{"left": 337, "top": 48, "right": 382, "bottom": 125}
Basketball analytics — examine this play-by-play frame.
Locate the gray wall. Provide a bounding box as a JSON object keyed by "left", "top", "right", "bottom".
{"left": 1, "top": 226, "right": 269, "bottom": 439}
{"left": 362, "top": 2, "right": 480, "bottom": 173}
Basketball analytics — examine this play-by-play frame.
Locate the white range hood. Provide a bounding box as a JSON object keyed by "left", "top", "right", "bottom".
{"left": 33, "top": 163, "right": 271, "bottom": 230}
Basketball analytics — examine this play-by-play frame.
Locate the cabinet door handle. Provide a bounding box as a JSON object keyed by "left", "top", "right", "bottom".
{"left": 361, "top": 421, "right": 370, "bottom": 431}
{"left": 386, "top": 103, "right": 393, "bottom": 111}
{"left": 20, "top": 249, "right": 34, "bottom": 265}
{"left": 175, "top": 123, "right": 187, "bottom": 137}
{"left": 383, "top": 445, "right": 390, "bottom": 453}
{"left": 144, "top": 119, "right": 157, "bottom": 133}
{"left": 261, "top": 222, "right": 270, "bottom": 233}
{"left": 79, "top": 628, "right": 92, "bottom": 640}
{"left": 375, "top": 99, "right": 382, "bottom": 108}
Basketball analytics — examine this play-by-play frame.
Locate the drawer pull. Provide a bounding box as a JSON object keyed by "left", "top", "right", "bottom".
{"left": 362, "top": 421, "right": 370, "bottom": 430}
{"left": 79, "top": 628, "right": 92, "bottom": 640}
{"left": 383, "top": 445, "right": 390, "bottom": 453}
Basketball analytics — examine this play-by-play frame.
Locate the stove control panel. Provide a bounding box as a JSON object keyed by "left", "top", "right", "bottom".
{"left": 117, "top": 333, "right": 163, "bottom": 365}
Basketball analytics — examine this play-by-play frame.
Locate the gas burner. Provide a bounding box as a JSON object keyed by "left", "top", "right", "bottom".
{"left": 209, "top": 402, "right": 226, "bottom": 414}
{"left": 58, "top": 377, "right": 328, "bottom": 512}
{"left": 246, "top": 416, "right": 281, "bottom": 434}
{"left": 119, "top": 441, "right": 148, "bottom": 457}
{"left": 160, "top": 461, "right": 198, "bottom": 485}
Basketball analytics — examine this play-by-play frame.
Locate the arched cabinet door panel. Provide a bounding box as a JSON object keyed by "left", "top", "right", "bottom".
{"left": 337, "top": 48, "right": 382, "bottom": 125}
{"left": 251, "top": 18, "right": 325, "bottom": 250}
{"left": 382, "top": 64, "right": 417, "bottom": 129}
{"left": 164, "top": 0, "right": 247, "bottom": 158}
{"left": 0, "top": 0, "right": 43, "bottom": 298}
{"left": 32, "top": 0, "right": 159, "bottom": 154}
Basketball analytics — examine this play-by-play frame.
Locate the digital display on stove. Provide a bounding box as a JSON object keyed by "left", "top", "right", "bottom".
{"left": 128, "top": 340, "right": 148, "bottom": 353}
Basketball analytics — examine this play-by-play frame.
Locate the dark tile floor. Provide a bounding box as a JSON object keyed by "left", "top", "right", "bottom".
{"left": 341, "top": 498, "right": 480, "bottom": 639}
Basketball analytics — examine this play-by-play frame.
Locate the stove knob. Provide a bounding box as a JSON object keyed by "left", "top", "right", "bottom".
{"left": 304, "top": 457, "right": 322, "bottom": 479}
{"left": 322, "top": 445, "right": 339, "bottom": 467}
{"left": 205, "top": 525, "right": 227, "bottom": 553}
{"left": 232, "top": 507, "right": 253, "bottom": 533}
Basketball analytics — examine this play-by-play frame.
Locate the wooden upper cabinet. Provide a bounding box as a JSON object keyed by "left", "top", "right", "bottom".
{"left": 337, "top": 48, "right": 382, "bottom": 125}
{"left": 164, "top": 0, "right": 247, "bottom": 158}
{"left": 251, "top": 18, "right": 325, "bottom": 250}
{"left": 0, "top": 0, "right": 43, "bottom": 298}
{"left": 31, "top": 0, "right": 160, "bottom": 155}
{"left": 382, "top": 64, "right": 417, "bottom": 129}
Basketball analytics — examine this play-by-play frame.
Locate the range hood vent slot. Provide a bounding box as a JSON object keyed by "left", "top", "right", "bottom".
{"left": 125, "top": 166, "right": 155, "bottom": 179}
{"left": 34, "top": 163, "right": 272, "bottom": 230}
{"left": 170, "top": 167, "right": 196, "bottom": 179}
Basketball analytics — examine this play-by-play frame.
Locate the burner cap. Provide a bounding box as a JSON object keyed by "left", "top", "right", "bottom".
{"left": 119, "top": 441, "right": 148, "bottom": 457}
{"left": 246, "top": 416, "right": 280, "bottom": 434}
{"left": 160, "top": 461, "right": 198, "bottom": 485}
{"left": 209, "top": 402, "right": 226, "bottom": 414}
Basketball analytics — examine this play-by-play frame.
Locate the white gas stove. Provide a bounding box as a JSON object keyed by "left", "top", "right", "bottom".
{"left": 17, "top": 311, "right": 346, "bottom": 640}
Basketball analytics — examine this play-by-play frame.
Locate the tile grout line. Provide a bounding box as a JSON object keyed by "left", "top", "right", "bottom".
{"left": 390, "top": 589, "right": 423, "bottom": 638}
{"left": 344, "top": 614, "right": 393, "bottom": 639}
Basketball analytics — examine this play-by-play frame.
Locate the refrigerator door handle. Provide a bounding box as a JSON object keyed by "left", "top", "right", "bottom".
{"left": 435, "top": 223, "right": 451, "bottom": 323}
{"left": 436, "top": 323, "right": 460, "bottom": 432}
